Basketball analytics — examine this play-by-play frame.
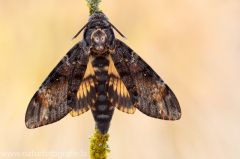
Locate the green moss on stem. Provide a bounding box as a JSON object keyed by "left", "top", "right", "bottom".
{"left": 86, "top": 0, "right": 102, "bottom": 16}
{"left": 89, "top": 129, "right": 110, "bottom": 159}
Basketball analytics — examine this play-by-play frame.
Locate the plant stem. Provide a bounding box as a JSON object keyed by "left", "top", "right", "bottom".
{"left": 86, "top": 0, "right": 102, "bottom": 16}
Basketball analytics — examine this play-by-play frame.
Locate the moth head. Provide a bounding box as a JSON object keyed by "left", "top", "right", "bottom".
{"left": 71, "top": 11, "right": 127, "bottom": 46}
{"left": 88, "top": 11, "right": 109, "bottom": 21}
{"left": 90, "top": 29, "right": 108, "bottom": 55}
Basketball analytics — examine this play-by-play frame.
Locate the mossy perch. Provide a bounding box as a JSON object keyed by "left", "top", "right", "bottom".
{"left": 86, "top": 0, "right": 102, "bottom": 16}
{"left": 89, "top": 129, "right": 110, "bottom": 159}
{"left": 85, "top": 2, "right": 110, "bottom": 159}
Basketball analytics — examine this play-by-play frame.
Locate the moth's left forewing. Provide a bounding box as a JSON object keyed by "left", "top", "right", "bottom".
{"left": 25, "top": 41, "right": 96, "bottom": 129}
{"left": 25, "top": 43, "right": 80, "bottom": 129}
{"left": 110, "top": 39, "right": 181, "bottom": 120}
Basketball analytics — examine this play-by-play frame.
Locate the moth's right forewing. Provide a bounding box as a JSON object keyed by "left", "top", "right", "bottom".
{"left": 111, "top": 39, "right": 181, "bottom": 120}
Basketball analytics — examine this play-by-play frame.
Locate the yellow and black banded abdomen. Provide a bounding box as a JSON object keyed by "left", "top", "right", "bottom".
{"left": 90, "top": 55, "right": 115, "bottom": 135}
{"left": 91, "top": 93, "right": 115, "bottom": 135}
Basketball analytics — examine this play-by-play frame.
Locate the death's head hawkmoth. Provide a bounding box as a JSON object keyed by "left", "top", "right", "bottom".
{"left": 25, "top": 11, "right": 181, "bottom": 135}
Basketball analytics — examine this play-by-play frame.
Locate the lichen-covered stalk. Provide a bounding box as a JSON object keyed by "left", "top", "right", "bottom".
{"left": 86, "top": 0, "right": 102, "bottom": 16}
{"left": 89, "top": 129, "right": 110, "bottom": 159}
{"left": 85, "top": 2, "right": 110, "bottom": 158}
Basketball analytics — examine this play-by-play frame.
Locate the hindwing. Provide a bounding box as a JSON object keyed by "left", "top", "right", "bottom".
{"left": 70, "top": 55, "right": 97, "bottom": 116}
{"left": 106, "top": 56, "right": 136, "bottom": 114}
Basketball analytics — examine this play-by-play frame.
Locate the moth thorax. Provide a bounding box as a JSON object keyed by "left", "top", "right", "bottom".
{"left": 91, "top": 29, "right": 108, "bottom": 55}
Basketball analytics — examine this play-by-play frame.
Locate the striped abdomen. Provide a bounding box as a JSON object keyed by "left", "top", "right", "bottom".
{"left": 91, "top": 56, "right": 114, "bottom": 135}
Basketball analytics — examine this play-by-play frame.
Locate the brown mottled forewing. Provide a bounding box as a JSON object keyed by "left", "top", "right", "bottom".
{"left": 70, "top": 55, "right": 97, "bottom": 117}
{"left": 111, "top": 39, "right": 181, "bottom": 120}
{"left": 25, "top": 41, "right": 89, "bottom": 129}
{"left": 106, "top": 56, "right": 136, "bottom": 114}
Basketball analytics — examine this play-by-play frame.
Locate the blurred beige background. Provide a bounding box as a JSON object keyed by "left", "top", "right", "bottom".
{"left": 1, "top": 0, "right": 240, "bottom": 159}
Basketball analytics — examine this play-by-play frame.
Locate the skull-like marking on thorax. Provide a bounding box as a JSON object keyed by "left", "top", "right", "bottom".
{"left": 90, "top": 29, "right": 108, "bottom": 55}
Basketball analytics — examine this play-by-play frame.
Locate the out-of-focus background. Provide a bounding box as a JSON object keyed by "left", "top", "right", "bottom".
{"left": 1, "top": 0, "right": 240, "bottom": 159}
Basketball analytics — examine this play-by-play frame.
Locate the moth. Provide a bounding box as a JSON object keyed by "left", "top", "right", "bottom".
{"left": 25, "top": 11, "right": 181, "bottom": 135}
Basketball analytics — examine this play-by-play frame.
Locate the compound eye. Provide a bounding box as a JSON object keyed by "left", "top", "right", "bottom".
{"left": 95, "top": 37, "right": 99, "bottom": 42}
{"left": 101, "top": 36, "right": 105, "bottom": 41}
